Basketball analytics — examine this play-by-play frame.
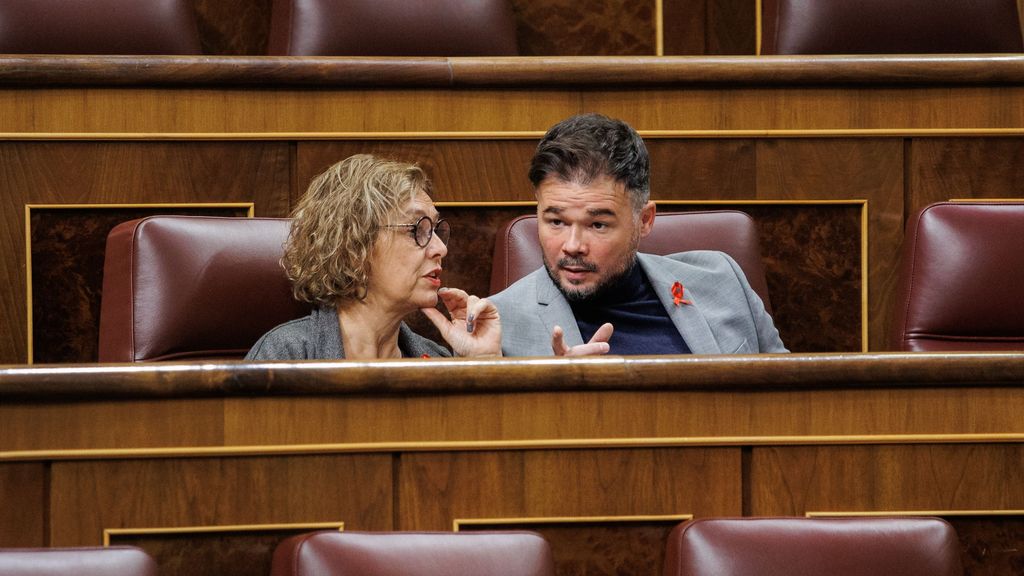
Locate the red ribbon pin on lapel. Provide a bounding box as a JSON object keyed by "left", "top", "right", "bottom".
{"left": 671, "top": 281, "right": 692, "bottom": 306}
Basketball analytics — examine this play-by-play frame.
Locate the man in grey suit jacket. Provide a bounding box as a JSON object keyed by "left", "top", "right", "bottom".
{"left": 489, "top": 113, "right": 787, "bottom": 356}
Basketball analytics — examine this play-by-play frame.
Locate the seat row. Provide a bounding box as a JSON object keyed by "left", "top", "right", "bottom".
{"left": 0, "top": 0, "right": 1020, "bottom": 56}
{"left": 0, "top": 516, "right": 963, "bottom": 576}
{"left": 95, "top": 201, "right": 1024, "bottom": 362}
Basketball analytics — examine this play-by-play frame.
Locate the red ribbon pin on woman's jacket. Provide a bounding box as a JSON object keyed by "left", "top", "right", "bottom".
{"left": 671, "top": 281, "right": 692, "bottom": 306}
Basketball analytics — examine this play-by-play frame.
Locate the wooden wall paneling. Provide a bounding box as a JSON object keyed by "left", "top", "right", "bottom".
{"left": 294, "top": 140, "right": 539, "bottom": 203}
{"left": 0, "top": 143, "right": 29, "bottom": 364}
{"left": 946, "top": 515, "right": 1024, "bottom": 575}
{"left": 749, "top": 444, "right": 1024, "bottom": 515}
{"left": 754, "top": 139, "right": 902, "bottom": 351}
{"left": 0, "top": 398, "right": 226, "bottom": 452}
{"left": 224, "top": 384, "right": 1024, "bottom": 448}
{"left": 399, "top": 448, "right": 739, "bottom": 575}
{"left": 508, "top": 0, "right": 656, "bottom": 56}
{"left": 647, "top": 139, "right": 756, "bottom": 200}
{"left": 0, "top": 90, "right": 581, "bottom": 134}
{"left": 0, "top": 463, "right": 47, "bottom": 547}
{"left": 48, "top": 455, "right": 392, "bottom": 546}
{"left": 585, "top": 87, "right": 1024, "bottom": 132}
{"left": 907, "top": 137, "right": 1024, "bottom": 215}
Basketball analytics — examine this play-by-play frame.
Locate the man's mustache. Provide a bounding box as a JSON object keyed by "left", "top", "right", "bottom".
{"left": 558, "top": 257, "right": 598, "bottom": 272}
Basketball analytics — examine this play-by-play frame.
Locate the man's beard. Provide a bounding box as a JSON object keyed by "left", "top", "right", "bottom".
{"left": 544, "top": 250, "right": 638, "bottom": 304}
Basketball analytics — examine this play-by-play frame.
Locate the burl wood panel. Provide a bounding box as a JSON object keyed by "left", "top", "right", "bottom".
{"left": 663, "top": 0, "right": 756, "bottom": 55}
{"left": 0, "top": 463, "right": 46, "bottom": 547}
{"left": 398, "top": 448, "right": 741, "bottom": 529}
{"left": 49, "top": 455, "right": 392, "bottom": 547}
{"left": 30, "top": 206, "right": 250, "bottom": 364}
{"left": 110, "top": 527, "right": 334, "bottom": 576}
{"left": 192, "top": 0, "right": 271, "bottom": 55}
{"left": 509, "top": 0, "right": 656, "bottom": 56}
{"left": 462, "top": 520, "right": 682, "bottom": 576}
{"left": 950, "top": 515, "right": 1024, "bottom": 576}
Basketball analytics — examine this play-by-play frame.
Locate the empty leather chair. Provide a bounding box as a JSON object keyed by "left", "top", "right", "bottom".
{"left": 271, "top": 530, "right": 554, "bottom": 576}
{"left": 664, "top": 517, "right": 962, "bottom": 576}
{"left": 0, "top": 546, "right": 157, "bottom": 576}
{"left": 98, "top": 215, "right": 310, "bottom": 362}
{"left": 490, "top": 210, "right": 773, "bottom": 313}
{"left": 890, "top": 201, "right": 1024, "bottom": 351}
{"left": 0, "top": 0, "right": 202, "bottom": 55}
{"left": 760, "top": 0, "right": 1023, "bottom": 54}
{"left": 268, "top": 0, "right": 518, "bottom": 56}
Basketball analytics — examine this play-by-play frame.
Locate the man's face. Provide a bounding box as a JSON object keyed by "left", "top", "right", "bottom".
{"left": 536, "top": 174, "right": 655, "bottom": 302}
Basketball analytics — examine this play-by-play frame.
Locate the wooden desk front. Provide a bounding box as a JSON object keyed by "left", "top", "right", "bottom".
{"left": 2, "top": 354, "right": 1022, "bottom": 575}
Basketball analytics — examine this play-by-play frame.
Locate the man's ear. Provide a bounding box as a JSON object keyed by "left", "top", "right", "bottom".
{"left": 638, "top": 201, "right": 656, "bottom": 238}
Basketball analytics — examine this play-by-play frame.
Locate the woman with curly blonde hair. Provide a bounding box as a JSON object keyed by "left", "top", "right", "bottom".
{"left": 246, "top": 154, "right": 500, "bottom": 360}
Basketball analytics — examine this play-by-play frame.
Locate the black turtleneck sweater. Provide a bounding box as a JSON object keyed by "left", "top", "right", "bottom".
{"left": 570, "top": 262, "right": 691, "bottom": 355}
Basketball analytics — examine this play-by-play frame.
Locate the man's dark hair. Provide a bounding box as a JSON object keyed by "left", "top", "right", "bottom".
{"left": 528, "top": 113, "right": 650, "bottom": 211}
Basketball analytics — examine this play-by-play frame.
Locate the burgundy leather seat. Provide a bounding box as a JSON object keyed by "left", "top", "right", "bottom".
{"left": 490, "top": 210, "right": 773, "bottom": 314}
{"left": 271, "top": 531, "right": 554, "bottom": 576}
{"left": 98, "top": 216, "right": 310, "bottom": 362}
{"left": 761, "top": 0, "right": 1023, "bottom": 54}
{"left": 268, "top": 0, "right": 518, "bottom": 56}
{"left": 0, "top": 547, "right": 157, "bottom": 576}
{"left": 890, "top": 201, "right": 1024, "bottom": 351}
{"left": 0, "top": 0, "right": 202, "bottom": 55}
{"left": 664, "top": 517, "right": 962, "bottom": 576}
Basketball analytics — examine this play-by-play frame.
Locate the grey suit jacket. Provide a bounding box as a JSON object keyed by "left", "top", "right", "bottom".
{"left": 489, "top": 251, "right": 788, "bottom": 356}
{"left": 245, "top": 306, "right": 451, "bottom": 360}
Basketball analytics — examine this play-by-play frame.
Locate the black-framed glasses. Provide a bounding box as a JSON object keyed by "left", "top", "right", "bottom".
{"left": 384, "top": 215, "right": 451, "bottom": 248}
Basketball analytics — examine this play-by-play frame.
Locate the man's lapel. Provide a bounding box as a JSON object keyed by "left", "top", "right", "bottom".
{"left": 535, "top": 269, "right": 586, "bottom": 348}
{"left": 639, "top": 254, "right": 722, "bottom": 354}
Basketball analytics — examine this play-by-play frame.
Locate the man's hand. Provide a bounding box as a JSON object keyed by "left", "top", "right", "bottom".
{"left": 551, "top": 322, "right": 613, "bottom": 356}
{"left": 421, "top": 287, "right": 502, "bottom": 357}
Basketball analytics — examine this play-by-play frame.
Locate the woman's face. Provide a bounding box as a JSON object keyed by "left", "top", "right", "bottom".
{"left": 365, "top": 191, "right": 448, "bottom": 315}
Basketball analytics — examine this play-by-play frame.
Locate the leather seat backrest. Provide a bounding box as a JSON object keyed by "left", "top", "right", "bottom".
{"left": 271, "top": 531, "right": 555, "bottom": 576}
{"left": 0, "top": 546, "right": 157, "bottom": 576}
{"left": 98, "top": 215, "right": 310, "bottom": 362}
{"left": 0, "top": 0, "right": 202, "bottom": 55}
{"left": 664, "top": 517, "right": 962, "bottom": 576}
{"left": 890, "top": 201, "right": 1024, "bottom": 351}
{"left": 490, "top": 210, "right": 773, "bottom": 314}
{"left": 761, "top": 0, "right": 1023, "bottom": 54}
{"left": 268, "top": 0, "right": 518, "bottom": 56}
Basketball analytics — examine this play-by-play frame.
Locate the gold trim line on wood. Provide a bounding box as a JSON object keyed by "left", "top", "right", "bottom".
{"left": 755, "top": 0, "right": 762, "bottom": 55}
{"left": 454, "top": 514, "right": 691, "bottom": 532}
{"left": 9, "top": 128, "right": 1024, "bottom": 140}
{"left": 806, "top": 510, "right": 1024, "bottom": 518}
{"left": 655, "top": 0, "right": 664, "bottom": 56}
{"left": 24, "top": 202, "right": 255, "bottom": 363}
{"left": 102, "top": 521, "right": 344, "bottom": 546}
{"left": 861, "top": 201, "right": 869, "bottom": 352}
{"left": 6, "top": 433, "right": 1024, "bottom": 462}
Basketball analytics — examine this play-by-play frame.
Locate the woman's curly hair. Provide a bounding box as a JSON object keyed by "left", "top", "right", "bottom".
{"left": 283, "top": 154, "right": 431, "bottom": 306}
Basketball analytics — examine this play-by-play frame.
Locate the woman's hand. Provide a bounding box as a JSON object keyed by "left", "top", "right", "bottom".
{"left": 421, "top": 287, "right": 502, "bottom": 357}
